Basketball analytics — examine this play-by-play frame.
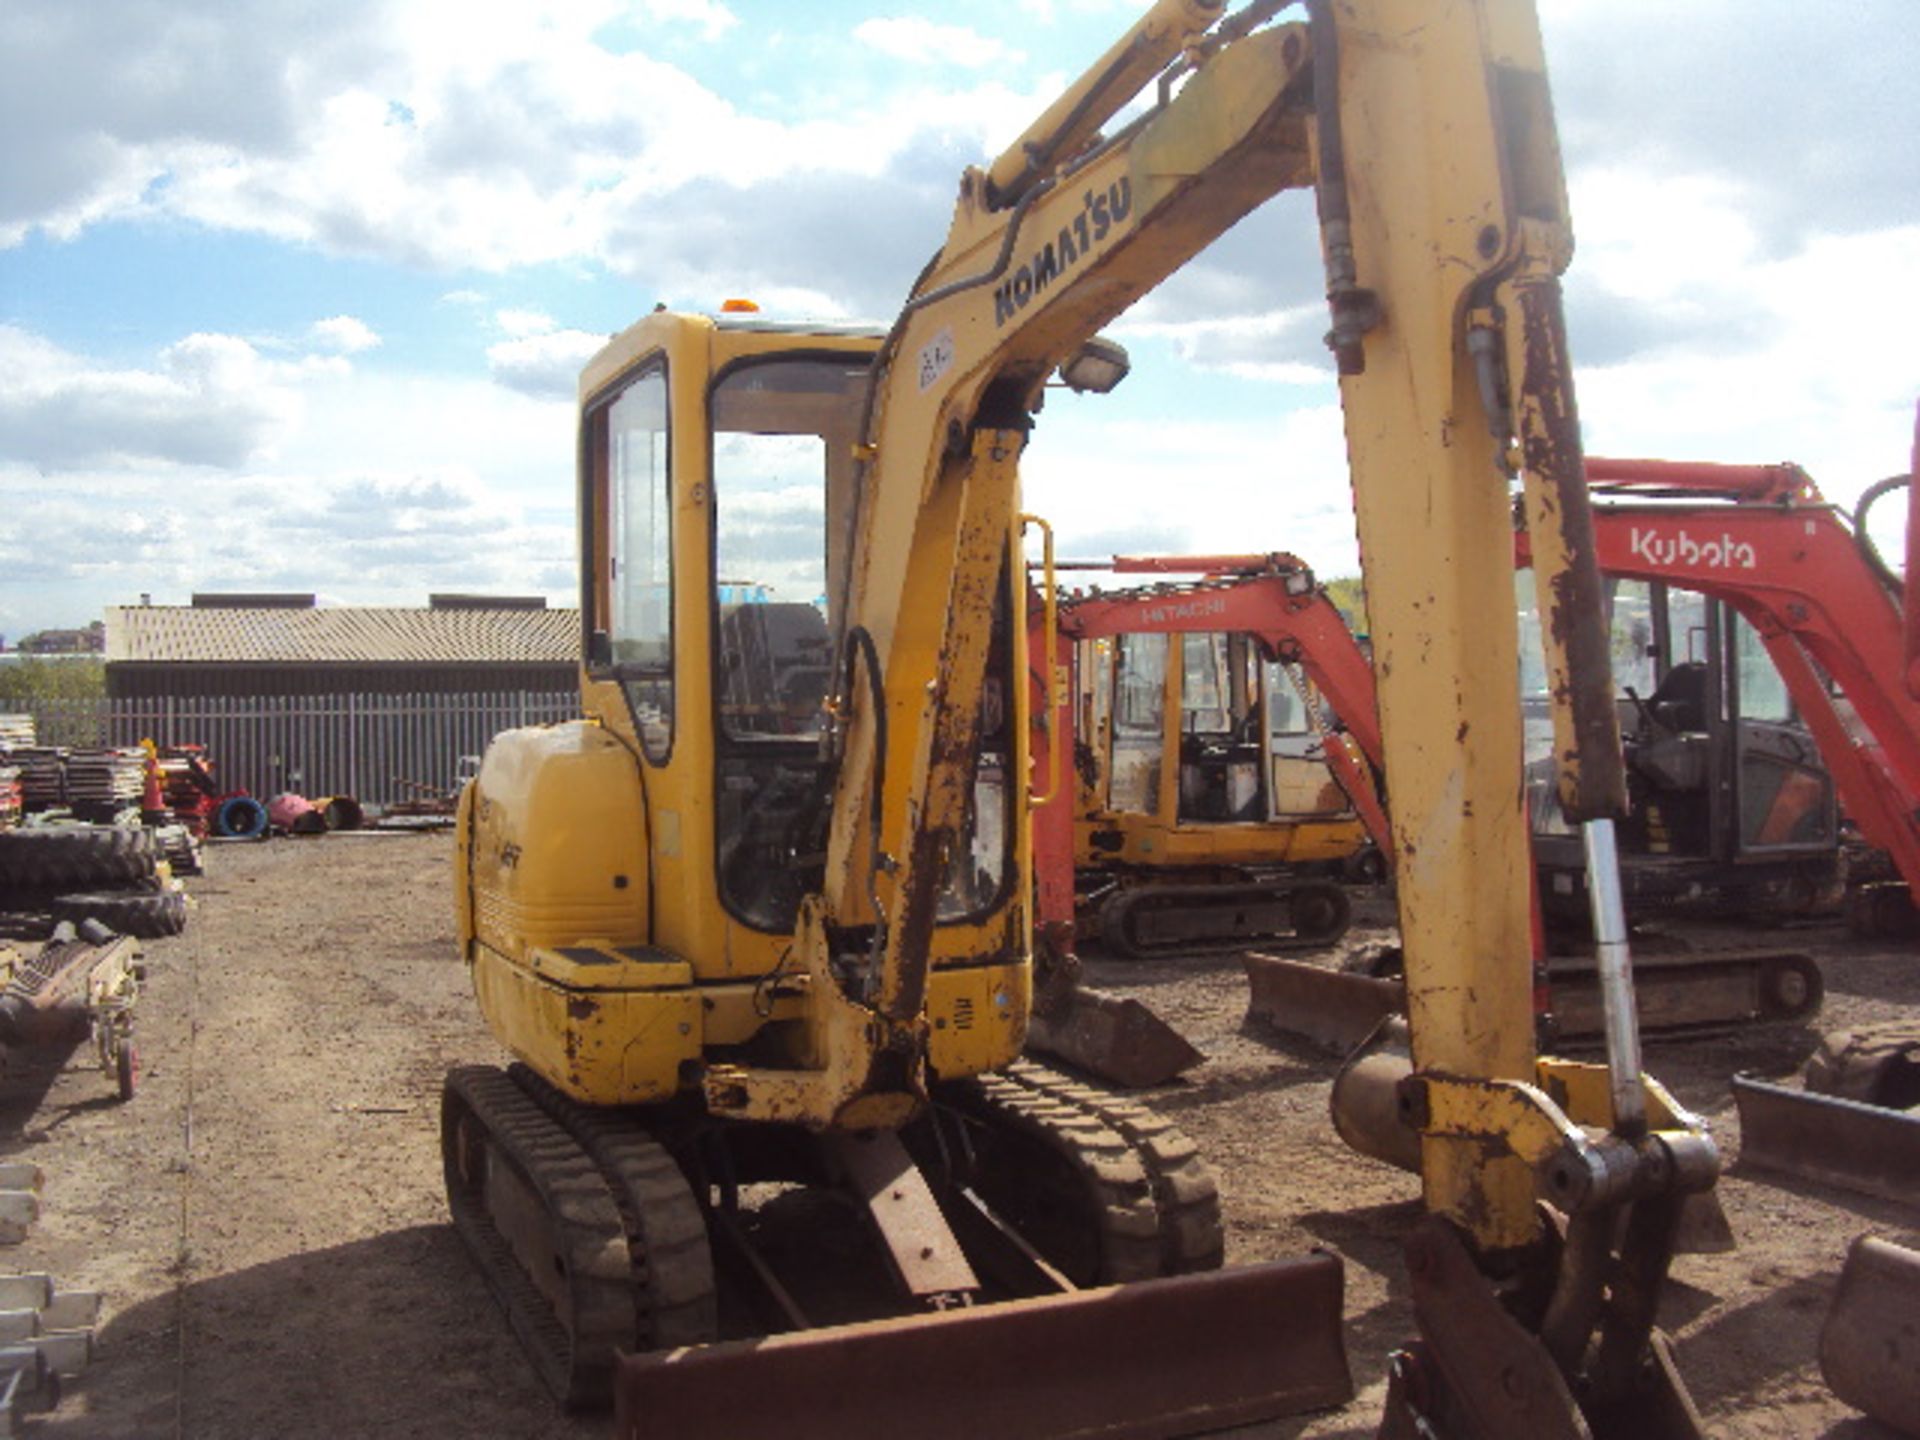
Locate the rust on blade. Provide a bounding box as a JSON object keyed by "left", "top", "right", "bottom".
{"left": 615, "top": 1255, "right": 1352, "bottom": 1440}
{"left": 1731, "top": 1073, "right": 1920, "bottom": 1207}
{"left": 1243, "top": 953, "right": 1399, "bottom": 1055}
{"left": 1025, "top": 985, "right": 1204, "bottom": 1089}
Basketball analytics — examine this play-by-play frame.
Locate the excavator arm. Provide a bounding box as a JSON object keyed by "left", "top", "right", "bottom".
{"left": 788, "top": 1, "right": 1714, "bottom": 1430}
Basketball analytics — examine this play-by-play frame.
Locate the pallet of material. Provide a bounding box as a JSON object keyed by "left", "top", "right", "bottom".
{"left": 62, "top": 750, "right": 145, "bottom": 807}
{"left": 10, "top": 754, "right": 63, "bottom": 813}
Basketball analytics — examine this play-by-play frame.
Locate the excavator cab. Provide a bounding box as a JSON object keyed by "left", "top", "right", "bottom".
{"left": 1526, "top": 574, "right": 1841, "bottom": 925}
{"left": 1067, "top": 608, "right": 1365, "bottom": 957}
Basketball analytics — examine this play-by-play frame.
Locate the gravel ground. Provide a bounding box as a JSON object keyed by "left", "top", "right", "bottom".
{"left": 0, "top": 837, "right": 1912, "bottom": 1438}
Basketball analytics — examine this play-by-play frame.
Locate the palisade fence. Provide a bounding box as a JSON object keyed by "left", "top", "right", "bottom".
{"left": 14, "top": 692, "right": 581, "bottom": 808}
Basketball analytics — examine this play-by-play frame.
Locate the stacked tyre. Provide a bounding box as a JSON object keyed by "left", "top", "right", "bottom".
{"left": 0, "top": 827, "right": 188, "bottom": 938}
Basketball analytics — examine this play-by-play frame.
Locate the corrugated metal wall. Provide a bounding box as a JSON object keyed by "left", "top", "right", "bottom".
{"left": 105, "top": 662, "right": 577, "bottom": 698}
{"left": 12, "top": 692, "right": 581, "bottom": 806}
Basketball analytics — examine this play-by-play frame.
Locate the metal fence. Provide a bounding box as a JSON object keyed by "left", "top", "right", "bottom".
{"left": 9, "top": 692, "right": 581, "bottom": 807}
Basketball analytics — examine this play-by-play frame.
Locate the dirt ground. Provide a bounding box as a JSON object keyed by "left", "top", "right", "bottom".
{"left": 2, "top": 836, "right": 1914, "bottom": 1439}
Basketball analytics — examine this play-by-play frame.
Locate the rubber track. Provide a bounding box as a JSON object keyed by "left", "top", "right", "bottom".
{"left": 1099, "top": 880, "right": 1351, "bottom": 960}
{"left": 441, "top": 1065, "right": 636, "bottom": 1408}
{"left": 955, "top": 1067, "right": 1163, "bottom": 1285}
{"left": 511, "top": 1066, "right": 718, "bottom": 1351}
{"left": 998, "top": 1058, "right": 1224, "bottom": 1275}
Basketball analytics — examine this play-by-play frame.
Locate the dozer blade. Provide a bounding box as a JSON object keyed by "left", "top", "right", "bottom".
{"left": 1243, "top": 953, "right": 1399, "bottom": 1055}
{"left": 1731, "top": 1073, "right": 1920, "bottom": 1206}
{"left": 1246, "top": 950, "right": 1821, "bottom": 1056}
{"left": 1026, "top": 985, "right": 1204, "bottom": 1089}
{"left": 1819, "top": 1235, "right": 1920, "bottom": 1435}
{"left": 614, "top": 1254, "right": 1352, "bottom": 1440}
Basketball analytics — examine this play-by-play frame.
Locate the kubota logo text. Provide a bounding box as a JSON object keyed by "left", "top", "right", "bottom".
{"left": 1628, "top": 526, "right": 1758, "bottom": 571}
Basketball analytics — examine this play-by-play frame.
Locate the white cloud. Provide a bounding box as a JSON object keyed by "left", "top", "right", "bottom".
{"left": 495, "top": 308, "right": 556, "bottom": 339}
{"left": 1110, "top": 306, "right": 1330, "bottom": 385}
{"left": 0, "top": 326, "right": 302, "bottom": 471}
{"left": 0, "top": 0, "right": 1064, "bottom": 290}
{"left": 486, "top": 328, "right": 610, "bottom": 399}
{"left": 310, "top": 315, "right": 382, "bottom": 353}
{"left": 0, "top": 360, "right": 578, "bottom": 636}
{"left": 637, "top": 0, "right": 739, "bottom": 42}
{"left": 853, "top": 19, "right": 1022, "bottom": 69}
{"left": 1023, "top": 394, "right": 1361, "bottom": 578}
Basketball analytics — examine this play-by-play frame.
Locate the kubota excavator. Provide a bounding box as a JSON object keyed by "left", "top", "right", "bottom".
{"left": 447, "top": 2, "right": 1721, "bottom": 1435}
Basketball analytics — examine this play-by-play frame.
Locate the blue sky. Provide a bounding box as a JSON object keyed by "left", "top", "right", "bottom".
{"left": 2, "top": 0, "right": 1917, "bottom": 641}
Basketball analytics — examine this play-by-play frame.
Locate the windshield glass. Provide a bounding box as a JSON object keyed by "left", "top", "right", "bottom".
{"left": 711, "top": 358, "right": 867, "bottom": 742}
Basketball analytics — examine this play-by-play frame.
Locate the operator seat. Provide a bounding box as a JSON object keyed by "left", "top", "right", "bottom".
{"left": 1646, "top": 661, "right": 1709, "bottom": 734}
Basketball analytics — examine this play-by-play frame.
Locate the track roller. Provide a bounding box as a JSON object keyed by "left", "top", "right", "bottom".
{"left": 1096, "top": 878, "right": 1351, "bottom": 959}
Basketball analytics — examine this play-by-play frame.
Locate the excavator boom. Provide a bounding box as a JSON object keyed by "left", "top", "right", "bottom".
{"left": 447, "top": 1, "right": 1723, "bottom": 1433}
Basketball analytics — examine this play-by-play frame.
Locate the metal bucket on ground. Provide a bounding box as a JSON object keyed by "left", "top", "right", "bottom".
{"left": 1819, "top": 1235, "right": 1920, "bottom": 1435}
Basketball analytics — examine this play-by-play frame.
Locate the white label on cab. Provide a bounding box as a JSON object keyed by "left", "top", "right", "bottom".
{"left": 917, "top": 327, "right": 955, "bottom": 392}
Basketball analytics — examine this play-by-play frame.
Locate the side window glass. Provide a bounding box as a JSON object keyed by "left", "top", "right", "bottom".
{"left": 1608, "top": 579, "right": 1658, "bottom": 699}
{"left": 1733, "top": 614, "right": 1792, "bottom": 724}
{"left": 1109, "top": 633, "right": 1166, "bottom": 813}
{"left": 608, "top": 369, "right": 673, "bottom": 760}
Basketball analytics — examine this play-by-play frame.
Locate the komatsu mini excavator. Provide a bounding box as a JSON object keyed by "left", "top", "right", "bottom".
{"left": 449, "top": 2, "right": 1722, "bottom": 1435}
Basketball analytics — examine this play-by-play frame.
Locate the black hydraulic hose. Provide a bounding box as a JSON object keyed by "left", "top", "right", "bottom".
{"left": 842, "top": 624, "right": 890, "bottom": 891}
{"left": 1305, "top": 0, "right": 1370, "bottom": 376}
{"left": 987, "top": 44, "right": 1142, "bottom": 211}
{"left": 1851, "top": 473, "right": 1909, "bottom": 600}
{"left": 831, "top": 178, "right": 1054, "bottom": 641}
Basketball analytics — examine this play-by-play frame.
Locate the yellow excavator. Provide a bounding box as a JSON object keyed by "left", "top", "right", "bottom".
{"left": 1054, "top": 577, "right": 1373, "bottom": 958}
{"left": 448, "top": 2, "right": 1721, "bottom": 1435}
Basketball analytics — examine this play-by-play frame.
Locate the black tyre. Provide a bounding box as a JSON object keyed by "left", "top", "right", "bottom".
{"left": 50, "top": 889, "right": 187, "bottom": 939}
{"left": 116, "top": 1042, "right": 139, "bottom": 1102}
{"left": 215, "top": 796, "right": 269, "bottom": 839}
{"left": 0, "top": 827, "right": 160, "bottom": 891}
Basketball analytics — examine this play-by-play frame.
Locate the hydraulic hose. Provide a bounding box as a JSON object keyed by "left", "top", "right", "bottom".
{"left": 1850, "top": 472, "right": 1909, "bottom": 600}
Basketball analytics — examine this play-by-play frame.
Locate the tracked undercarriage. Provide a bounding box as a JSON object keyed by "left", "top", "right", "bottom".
{"left": 442, "top": 1056, "right": 1231, "bottom": 1410}
{"left": 1091, "top": 874, "right": 1352, "bottom": 960}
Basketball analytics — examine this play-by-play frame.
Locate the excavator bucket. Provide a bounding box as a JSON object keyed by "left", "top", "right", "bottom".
{"left": 613, "top": 1255, "right": 1351, "bottom": 1440}
{"left": 1819, "top": 1235, "right": 1920, "bottom": 1435}
{"left": 1026, "top": 984, "right": 1205, "bottom": 1089}
{"left": 1730, "top": 1073, "right": 1920, "bottom": 1205}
